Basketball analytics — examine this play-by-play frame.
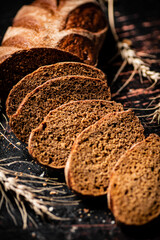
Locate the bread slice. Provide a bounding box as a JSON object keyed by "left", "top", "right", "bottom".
{"left": 10, "top": 76, "right": 111, "bottom": 143}
{"left": 0, "top": 47, "right": 80, "bottom": 99}
{"left": 65, "top": 109, "right": 144, "bottom": 197}
{"left": 107, "top": 134, "right": 160, "bottom": 226}
{"left": 28, "top": 100, "right": 123, "bottom": 169}
{"left": 6, "top": 62, "right": 106, "bottom": 117}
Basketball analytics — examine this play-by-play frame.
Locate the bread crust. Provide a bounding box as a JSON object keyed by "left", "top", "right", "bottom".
{"left": 107, "top": 134, "right": 160, "bottom": 226}
{"left": 65, "top": 109, "right": 145, "bottom": 197}
{"left": 6, "top": 62, "right": 106, "bottom": 117}
{"left": 28, "top": 100, "right": 123, "bottom": 169}
{"left": 0, "top": 47, "right": 81, "bottom": 99}
{"left": 0, "top": 0, "right": 108, "bottom": 98}
{"left": 9, "top": 76, "right": 111, "bottom": 143}
{"left": 2, "top": 0, "right": 107, "bottom": 63}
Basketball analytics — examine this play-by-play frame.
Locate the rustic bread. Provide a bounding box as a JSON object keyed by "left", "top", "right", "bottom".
{"left": 0, "top": 0, "right": 108, "bottom": 98}
{"left": 2, "top": 0, "right": 107, "bottom": 65}
{"left": 107, "top": 134, "right": 160, "bottom": 226}
{"left": 10, "top": 76, "right": 111, "bottom": 143}
{"left": 65, "top": 109, "right": 145, "bottom": 197}
{"left": 28, "top": 100, "right": 123, "bottom": 169}
{"left": 6, "top": 62, "right": 106, "bottom": 117}
{"left": 0, "top": 47, "right": 80, "bottom": 99}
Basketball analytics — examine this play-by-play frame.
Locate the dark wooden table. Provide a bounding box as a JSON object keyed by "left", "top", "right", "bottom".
{"left": 0, "top": 0, "right": 160, "bottom": 239}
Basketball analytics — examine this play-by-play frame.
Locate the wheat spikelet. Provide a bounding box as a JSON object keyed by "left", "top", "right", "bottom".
{"left": 0, "top": 111, "right": 79, "bottom": 228}
{"left": 137, "top": 95, "right": 160, "bottom": 124}
{"left": 0, "top": 113, "right": 21, "bottom": 151}
{"left": 0, "top": 165, "right": 79, "bottom": 229}
{"left": 108, "top": 0, "right": 160, "bottom": 94}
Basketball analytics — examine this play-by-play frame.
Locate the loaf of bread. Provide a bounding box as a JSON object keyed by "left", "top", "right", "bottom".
{"left": 28, "top": 100, "right": 123, "bottom": 169}
{"left": 6, "top": 62, "right": 106, "bottom": 117}
{"left": 10, "top": 75, "right": 111, "bottom": 143}
{"left": 107, "top": 134, "right": 160, "bottom": 226}
{"left": 2, "top": 0, "right": 107, "bottom": 64}
{"left": 0, "top": 0, "right": 108, "bottom": 98}
{"left": 65, "top": 109, "right": 145, "bottom": 197}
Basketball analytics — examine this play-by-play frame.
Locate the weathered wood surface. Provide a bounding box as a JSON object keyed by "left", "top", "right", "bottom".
{"left": 0, "top": 0, "right": 159, "bottom": 239}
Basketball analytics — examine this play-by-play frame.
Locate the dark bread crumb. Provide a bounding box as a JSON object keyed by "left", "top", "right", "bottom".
{"left": 0, "top": 47, "right": 81, "bottom": 99}
{"left": 108, "top": 134, "right": 160, "bottom": 226}
{"left": 10, "top": 76, "right": 111, "bottom": 143}
{"left": 28, "top": 100, "right": 123, "bottom": 169}
{"left": 65, "top": 109, "right": 145, "bottom": 197}
{"left": 6, "top": 62, "right": 106, "bottom": 117}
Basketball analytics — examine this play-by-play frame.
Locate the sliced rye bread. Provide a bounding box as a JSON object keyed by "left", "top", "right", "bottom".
{"left": 65, "top": 109, "right": 145, "bottom": 197}
{"left": 0, "top": 47, "right": 81, "bottom": 99}
{"left": 28, "top": 100, "right": 123, "bottom": 169}
{"left": 107, "top": 134, "right": 160, "bottom": 226}
{"left": 6, "top": 62, "right": 106, "bottom": 117}
{"left": 10, "top": 76, "right": 111, "bottom": 143}
{"left": 0, "top": 0, "right": 108, "bottom": 99}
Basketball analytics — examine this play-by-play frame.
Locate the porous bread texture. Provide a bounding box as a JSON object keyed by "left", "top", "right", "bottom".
{"left": 10, "top": 76, "right": 111, "bottom": 143}
{"left": 6, "top": 62, "right": 106, "bottom": 117}
{"left": 28, "top": 100, "right": 123, "bottom": 169}
{"left": 107, "top": 134, "right": 160, "bottom": 226}
{"left": 65, "top": 109, "right": 145, "bottom": 197}
{"left": 0, "top": 47, "right": 80, "bottom": 99}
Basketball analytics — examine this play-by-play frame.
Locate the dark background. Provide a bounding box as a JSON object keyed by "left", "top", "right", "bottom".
{"left": 0, "top": 0, "right": 160, "bottom": 239}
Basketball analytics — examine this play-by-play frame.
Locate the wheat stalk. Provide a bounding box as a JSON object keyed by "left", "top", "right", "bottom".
{"left": 113, "top": 40, "right": 160, "bottom": 95}
{"left": 0, "top": 113, "right": 21, "bottom": 150}
{"left": 107, "top": 0, "right": 160, "bottom": 124}
{"left": 0, "top": 111, "right": 79, "bottom": 228}
{"left": 0, "top": 165, "right": 79, "bottom": 229}
{"left": 108, "top": 0, "right": 160, "bottom": 95}
{"left": 134, "top": 95, "right": 160, "bottom": 124}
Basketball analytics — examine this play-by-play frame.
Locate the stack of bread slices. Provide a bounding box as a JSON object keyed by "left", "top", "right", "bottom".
{"left": 1, "top": 0, "right": 159, "bottom": 228}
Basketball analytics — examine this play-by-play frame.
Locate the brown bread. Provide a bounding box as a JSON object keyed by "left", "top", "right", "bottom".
{"left": 2, "top": 0, "right": 107, "bottom": 64}
{"left": 65, "top": 110, "right": 145, "bottom": 197}
{"left": 0, "top": 0, "right": 108, "bottom": 98}
{"left": 28, "top": 100, "right": 123, "bottom": 169}
{"left": 10, "top": 76, "right": 111, "bottom": 143}
{"left": 0, "top": 47, "right": 80, "bottom": 99}
{"left": 6, "top": 62, "right": 106, "bottom": 117}
{"left": 107, "top": 134, "right": 160, "bottom": 226}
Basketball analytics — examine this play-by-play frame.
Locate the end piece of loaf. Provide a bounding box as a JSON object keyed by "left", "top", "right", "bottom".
{"left": 0, "top": 47, "right": 80, "bottom": 99}
{"left": 2, "top": 0, "right": 107, "bottom": 65}
{"left": 65, "top": 109, "right": 144, "bottom": 197}
{"left": 10, "top": 75, "right": 111, "bottom": 143}
{"left": 28, "top": 100, "right": 123, "bottom": 169}
{"left": 107, "top": 134, "right": 160, "bottom": 226}
{"left": 6, "top": 62, "right": 106, "bottom": 117}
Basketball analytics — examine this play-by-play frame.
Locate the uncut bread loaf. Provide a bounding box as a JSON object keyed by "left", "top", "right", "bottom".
{"left": 28, "top": 100, "right": 123, "bottom": 169}
{"left": 107, "top": 134, "right": 160, "bottom": 226}
{"left": 10, "top": 76, "right": 111, "bottom": 143}
{"left": 6, "top": 62, "right": 106, "bottom": 117}
{"left": 65, "top": 109, "right": 145, "bottom": 197}
{"left": 2, "top": 0, "right": 107, "bottom": 64}
{"left": 0, "top": 0, "right": 108, "bottom": 98}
